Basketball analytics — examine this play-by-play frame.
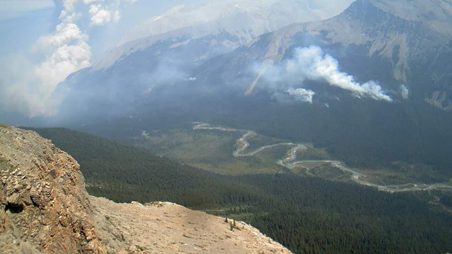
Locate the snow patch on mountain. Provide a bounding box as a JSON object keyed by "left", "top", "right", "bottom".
{"left": 120, "top": 0, "right": 322, "bottom": 45}
{"left": 95, "top": 0, "right": 354, "bottom": 70}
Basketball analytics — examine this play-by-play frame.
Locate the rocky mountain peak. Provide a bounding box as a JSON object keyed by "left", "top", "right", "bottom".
{"left": 368, "top": 0, "right": 452, "bottom": 35}
{"left": 95, "top": 0, "right": 354, "bottom": 70}
{"left": 252, "top": 0, "right": 452, "bottom": 87}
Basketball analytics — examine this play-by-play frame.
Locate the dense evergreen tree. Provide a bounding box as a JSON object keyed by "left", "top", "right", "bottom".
{"left": 30, "top": 128, "right": 452, "bottom": 254}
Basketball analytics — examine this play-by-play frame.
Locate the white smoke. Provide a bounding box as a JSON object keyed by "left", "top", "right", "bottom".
{"left": 0, "top": 0, "right": 92, "bottom": 117}
{"left": 287, "top": 88, "right": 315, "bottom": 103}
{"left": 85, "top": 0, "right": 138, "bottom": 26}
{"left": 0, "top": 54, "right": 52, "bottom": 116}
{"left": 258, "top": 46, "right": 393, "bottom": 103}
{"left": 88, "top": 1, "right": 126, "bottom": 26}
{"left": 287, "top": 46, "right": 392, "bottom": 102}
{"left": 0, "top": 0, "right": 138, "bottom": 117}
{"left": 83, "top": 0, "right": 103, "bottom": 4}
{"left": 89, "top": 5, "right": 112, "bottom": 26}
{"left": 400, "top": 84, "right": 409, "bottom": 100}
{"left": 33, "top": 20, "right": 92, "bottom": 97}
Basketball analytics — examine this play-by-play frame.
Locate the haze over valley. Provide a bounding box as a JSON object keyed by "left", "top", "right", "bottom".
{"left": 1, "top": 0, "right": 452, "bottom": 253}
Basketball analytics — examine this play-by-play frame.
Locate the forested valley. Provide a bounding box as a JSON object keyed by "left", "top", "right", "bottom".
{"left": 30, "top": 128, "right": 452, "bottom": 254}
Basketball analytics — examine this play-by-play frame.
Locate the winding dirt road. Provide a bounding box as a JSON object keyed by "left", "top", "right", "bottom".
{"left": 193, "top": 123, "right": 452, "bottom": 193}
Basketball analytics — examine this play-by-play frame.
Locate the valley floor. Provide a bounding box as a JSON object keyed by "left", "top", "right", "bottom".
{"left": 139, "top": 122, "right": 452, "bottom": 194}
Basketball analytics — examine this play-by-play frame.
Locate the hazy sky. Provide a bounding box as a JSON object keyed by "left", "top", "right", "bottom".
{"left": 0, "top": 0, "right": 211, "bottom": 59}
{"left": 0, "top": 0, "right": 54, "bottom": 18}
{"left": 0, "top": 0, "right": 354, "bottom": 57}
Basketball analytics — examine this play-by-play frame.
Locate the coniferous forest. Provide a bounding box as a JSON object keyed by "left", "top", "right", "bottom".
{"left": 31, "top": 128, "right": 452, "bottom": 254}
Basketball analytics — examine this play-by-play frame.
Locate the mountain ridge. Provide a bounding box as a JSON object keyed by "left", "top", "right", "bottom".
{"left": 245, "top": 0, "right": 452, "bottom": 89}
{"left": 95, "top": 0, "right": 353, "bottom": 70}
{"left": 45, "top": 0, "right": 452, "bottom": 176}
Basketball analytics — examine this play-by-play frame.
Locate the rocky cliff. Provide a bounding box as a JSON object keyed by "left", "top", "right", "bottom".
{"left": 0, "top": 125, "right": 291, "bottom": 254}
{"left": 0, "top": 125, "right": 105, "bottom": 254}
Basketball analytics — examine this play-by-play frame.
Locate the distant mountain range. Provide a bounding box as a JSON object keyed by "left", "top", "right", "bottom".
{"left": 54, "top": 0, "right": 452, "bottom": 171}
{"left": 95, "top": 0, "right": 342, "bottom": 70}
{"left": 56, "top": 0, "right": 351, "bottom": 115}
{"left": 60, "top": 0, "right": 452, "bottom": 110}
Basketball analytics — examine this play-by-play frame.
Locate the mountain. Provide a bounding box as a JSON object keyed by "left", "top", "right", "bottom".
{"left": 97, "top": 0, "right": 352, "bottom": 70}
{"left": 53, "top": 0, "right": 353, "bottom": 119}
{"left": 54, "top": 0, "right": 452, "bottom": 172}
{"left": 246, "top": 0, "right": 452, "bottom": 101}
{"left": 119, "top": 0, "right": 354, "bottom": 46}
{"left": 187, "top": 0, "right": 452, "bottom": 170}
{"left": 0, "top": 125, "right": 291, "bottom": 254}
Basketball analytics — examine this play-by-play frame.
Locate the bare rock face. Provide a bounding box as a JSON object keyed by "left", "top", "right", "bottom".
{"left": 0, "top": 125, "right": 105, "bottom": 254}
{"left": 90, "top": 198, "right": 291, "bottom": 254}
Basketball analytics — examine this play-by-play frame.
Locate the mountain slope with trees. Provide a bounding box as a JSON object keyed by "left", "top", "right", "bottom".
{"left": 29, "top": 127, "right": 452, "bottom": 254}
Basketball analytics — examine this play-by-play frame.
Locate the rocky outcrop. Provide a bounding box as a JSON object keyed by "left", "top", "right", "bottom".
{"left": 0, "top": 125, "right": 291, "bottom": 254}
{"left": 0, "top": 125, "right": 105, "bottom": 254}
{"left": 90, "top": 198, "right": 291, "bottom": 254}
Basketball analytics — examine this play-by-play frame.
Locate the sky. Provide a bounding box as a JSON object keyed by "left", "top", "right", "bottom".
{"left": 0, "top": 0, "right": 55, "bottom": 20}
{"left": 0, "top": 0, "right": 354, "bottom": 59}
{"left": 0, "top": 0, "right": 355, "bottom": 118}
{"left": 0, "top": 0, "right": 210, "bottom": 60}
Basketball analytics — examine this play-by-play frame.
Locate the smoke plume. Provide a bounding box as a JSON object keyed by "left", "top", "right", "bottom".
{"left": 0, "top": 0, "right": 137, "bottom": 117}
{"left": 287, "top": 88, "right": 315, "bottom": 103}
{"left": 400, "top": 84, "right": 409, "bottom": 100}
{"left": 256, "top": 45, "right": 393, "bottom": 103}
